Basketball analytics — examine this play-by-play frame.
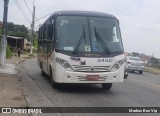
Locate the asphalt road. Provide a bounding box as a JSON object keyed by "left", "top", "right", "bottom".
{"left": 18, "top": 58, "right": 160, "bottom": 116}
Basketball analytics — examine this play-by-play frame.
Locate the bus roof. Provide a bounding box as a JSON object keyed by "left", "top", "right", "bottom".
{"left": 53, "top": 10, "right": 116, "bottom": 18}
{"left": 40, "top": 10, "right": 118, "bottom": 28}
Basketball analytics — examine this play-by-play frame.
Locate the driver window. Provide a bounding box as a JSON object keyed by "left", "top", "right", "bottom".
{"left": 112, "top": 27, "right": 120, "bottom": 42}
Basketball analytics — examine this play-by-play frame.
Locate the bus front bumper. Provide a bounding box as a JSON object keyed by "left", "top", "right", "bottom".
{"left": 54, "top": 64, "right": 125, "bottom": 83}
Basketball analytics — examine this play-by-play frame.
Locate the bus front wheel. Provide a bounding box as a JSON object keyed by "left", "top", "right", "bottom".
{"left": 52, "top": 81, "right": 59, "bottom": 89}
{"left": 50, "top": 67, "right": 59, "bottom": 89}
{"left": 101, "top": 83, "right": 112, "bottom": 90}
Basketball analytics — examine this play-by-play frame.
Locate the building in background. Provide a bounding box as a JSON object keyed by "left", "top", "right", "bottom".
{"left": 6, "top": 36, "right": 24, "bottom": 51}
{"left": 124, "top": 51, "right": 152, "bottom": 64}
{"left": 0, "top": 35, "right": 30, "bottom": 52}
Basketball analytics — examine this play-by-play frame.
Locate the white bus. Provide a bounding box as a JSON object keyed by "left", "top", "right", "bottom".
{"left": 38, "top": 11, "right": 125, "bottom": 90}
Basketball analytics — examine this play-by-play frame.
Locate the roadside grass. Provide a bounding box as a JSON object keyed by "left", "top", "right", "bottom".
{"left": 0, "top": 36, "right": 13, "bottom": 58}
{"left": 144, "top": 66, "right": 160, "bottom": 75}
{"left": 6, "top": 45, "right": 13, "bottom": 58}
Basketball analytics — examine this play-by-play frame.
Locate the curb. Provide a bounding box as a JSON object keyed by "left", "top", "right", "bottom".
{"left": 0, "top": 73, "right": 17, "bottom": 78}
{"left": 16, "top": 64, "right": 33, "bottom": 116}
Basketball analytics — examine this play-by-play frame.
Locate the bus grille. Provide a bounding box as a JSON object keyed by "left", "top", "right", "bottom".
{"left": 72, "top": 65, "right": 111, "bottom": 72}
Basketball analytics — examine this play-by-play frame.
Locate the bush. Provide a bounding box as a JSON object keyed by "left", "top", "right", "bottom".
{"left": 6, "top": 45, "right": 13, "bottom": 58}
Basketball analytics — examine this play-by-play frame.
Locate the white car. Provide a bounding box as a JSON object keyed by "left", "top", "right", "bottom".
{"left": 126, "top": 56, "right": 144, "bottom": 74}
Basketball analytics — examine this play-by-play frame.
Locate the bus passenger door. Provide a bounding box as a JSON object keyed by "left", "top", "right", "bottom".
{"left": 47, "top": 41, "right": 54, "bottom": 74}
{"left": 42, "top": 42, "right": 48, "bottom": 74}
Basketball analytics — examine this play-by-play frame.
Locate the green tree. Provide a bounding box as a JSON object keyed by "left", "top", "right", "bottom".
{"left": 7, "top": 22, "right": 29, "bottom": 39}
{"left": 8, "top": 22, "right": 14, "bottom": 31}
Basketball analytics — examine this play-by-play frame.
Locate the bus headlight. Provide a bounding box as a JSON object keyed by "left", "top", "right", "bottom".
{"left": 63, "top": 62, "right": 70, "bottom": 69}
{"left": 110, "top": 59, "right": 125, "bottom": 72}
{"left": 56, "top": 58, "right": 73, "bottom": 71}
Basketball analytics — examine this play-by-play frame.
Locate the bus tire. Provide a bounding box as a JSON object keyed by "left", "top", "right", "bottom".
{"left": 40, "top": 62, "right": 45, "bottom": 76}
{"left": 41, "top": 69, "right": 45, "bottom": 76}
{"left": 50, "top": 66, "right": 53, "bottom": 82}
{"left": 52, "top": 81, "right": 59, "bottom": 89}
{"left": 101, "top": 83, "right": 112, "bottom": 90}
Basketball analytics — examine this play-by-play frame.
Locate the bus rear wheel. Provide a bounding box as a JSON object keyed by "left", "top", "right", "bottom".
{"left": 101, "top": 83, "right": 112, "bottom": 90}
{"left": 40, "top": 62, "right": 45, "bottom": 76}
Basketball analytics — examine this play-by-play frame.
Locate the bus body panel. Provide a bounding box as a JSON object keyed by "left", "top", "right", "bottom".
{"left": 54, "top": 63, "right": 125, "bottom": 83}
{"left": 46, "top": 52, "right": 125, "bottom": 83}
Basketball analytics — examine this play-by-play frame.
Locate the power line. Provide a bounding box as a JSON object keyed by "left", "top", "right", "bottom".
{"left": 34, "top": 24, "right": 41, "bottom": 31}
{"left": 35, "top": 12, "right": 53, "bottom": 22}
{"left": 14, "top": 0, "right": 31, "bottom": 24}
{"left": 23, "top": 0, "right": 41, "bottom": 25}
{"left": 13, "top": 0, "right": 31, "bottom": 24}
{"left": 23, "top": 0, "right": 32, "bottom": 14}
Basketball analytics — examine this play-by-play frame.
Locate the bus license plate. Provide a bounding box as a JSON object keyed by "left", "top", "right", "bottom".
{"left": 86, "top": 75, "right": 99, "bottom": 80}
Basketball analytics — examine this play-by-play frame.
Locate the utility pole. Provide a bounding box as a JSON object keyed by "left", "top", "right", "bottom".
{"left": 0, "top": 0, "right": 9, "bottom": 66}
{"left": 30, "top": 5, "right": 35, "bottom": 54}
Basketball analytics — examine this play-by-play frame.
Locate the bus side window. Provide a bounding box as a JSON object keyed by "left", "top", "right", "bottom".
{"left": 46, "top": 18, "right": 55, "bottom": 52}
{"left": 45, "top": 18, "right": 54, "bottom": 42}
{"left": 42, "top": 25, "right": 45, "bottom": 41}
{"left": 45, "top": 23, "right": 48, "bottom": 40}
{"left": 51, "top": 18, "right": 55, "bottom": 49}
{"left": 48, "top": 24, "right": 53, "bottom": 37}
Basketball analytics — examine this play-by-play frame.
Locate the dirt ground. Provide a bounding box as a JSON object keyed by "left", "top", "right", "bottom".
{"left": 0, "top": 55, "right": 33, "bottom": 116}
{"left": 0, "top": 75, "right": 27, "bottom": 107}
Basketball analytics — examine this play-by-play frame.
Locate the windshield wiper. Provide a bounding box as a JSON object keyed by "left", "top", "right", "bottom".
{"left": 72, "top": 25, "right": 86, "bottom": 54}
{"left": 94, "top": 26, "right": 111, "bottom": 54}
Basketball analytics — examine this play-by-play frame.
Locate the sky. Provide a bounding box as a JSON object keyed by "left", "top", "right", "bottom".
{"left": 0, "top": 0, "right": 160, "bottom": 58}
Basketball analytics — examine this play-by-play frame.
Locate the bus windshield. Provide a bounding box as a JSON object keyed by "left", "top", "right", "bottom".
{"left": 56, "top": 16, "right": 123, "bottom": 53}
